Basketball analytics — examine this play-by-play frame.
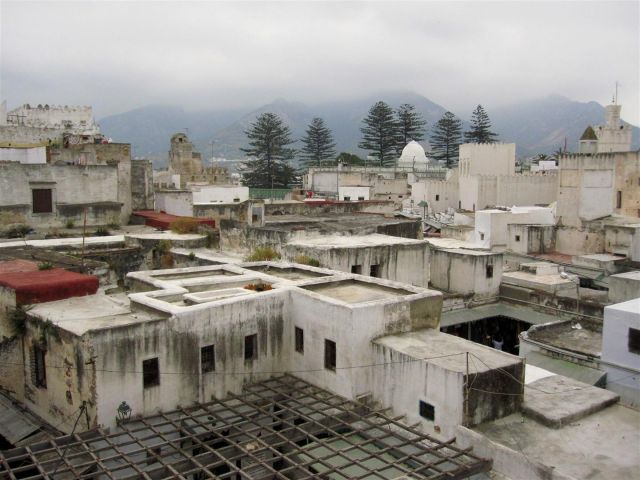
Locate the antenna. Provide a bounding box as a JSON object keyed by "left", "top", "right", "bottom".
{"left": 614, "top": 81, "right": 619, "bottom": 105}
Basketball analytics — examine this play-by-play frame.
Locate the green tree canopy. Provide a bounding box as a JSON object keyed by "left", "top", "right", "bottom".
{"left": 430, "top": 111, "right": 463, "bottom": 168}
{"left": 240, "top": 113, "right": 296, "bottom": 188}
{"left": 336, "top": 152, "right": 366, "bottom": 166}
{"left": 464, "top": 105, "right": 498, "bottom": 144}
{"left": 300, "top": 117, "right": 336, "bottom": 168}
{"left": 358, "top": 101, "right": 398, "bottom": 167}
{"left": 395, "top": 104, "right": 426, "bottom": 155}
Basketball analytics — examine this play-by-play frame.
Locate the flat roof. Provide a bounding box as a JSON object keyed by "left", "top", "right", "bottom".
{"left": 0, "top": 269, "right": 98, "bottom": 305}
{"left": 288, "top": 233, "right": 427, "bottom": 248}
{"left": 0, "top": 375, "right": 492, "bottom": 479}
{"left": 374, "top": 329, "right": 521, "bottom": 374}
{"left": 475, "top": 403, "right": 639, "bottom": 480}
{"left": 526, "top": 321, "right": 602, "bottom": 357}
{"left": 610, "top": 271, "right": 640, "bottom": 281}
{"left": 606, "top": 297, "right": 640, "bottom": 315}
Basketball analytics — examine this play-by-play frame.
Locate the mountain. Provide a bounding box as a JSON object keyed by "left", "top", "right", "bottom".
{"left": 99, "top": 93, "right": 640, "bottom": 166}
{"left": 490, "top": 95, "right": 640, "bottom": 157}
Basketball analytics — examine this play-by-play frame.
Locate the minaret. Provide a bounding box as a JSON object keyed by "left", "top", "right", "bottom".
{"left": 578, "top": 126, "right": 598, "bottom": 154}
{"left": 595, "top": 103, "right": 632, "bottom": 153}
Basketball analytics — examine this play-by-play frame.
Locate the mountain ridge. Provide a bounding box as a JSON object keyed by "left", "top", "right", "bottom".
{"left": 98, "top": 93, "right": 639, "bottom": 166}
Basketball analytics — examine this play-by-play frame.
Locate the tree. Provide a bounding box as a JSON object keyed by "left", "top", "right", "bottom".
{"left": 240, "top": 113, "right": 296, "bottom": 188}
{"left": 300, "top": 117, "right": 336, "bottom": 168}
{"left": 336, "top": 152, "right": 366, "bottom": 167}
{"left": 464, "top": 105, "right": 498, "bottom": 143}
{"left": 395, "top": 104, "right": 426, "bottom": 155}
{"left": 359, "top": 101, "right": 398, "bottom": 167}
{"left": 430, "top": 111, "right": 463, "bottom": 168}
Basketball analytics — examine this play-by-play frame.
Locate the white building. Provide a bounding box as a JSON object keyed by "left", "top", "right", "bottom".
{"left": 602, "top": 298, "right": 640, "bottom": 407}
{"left": 474, "top": 206, "right": 555, "bottom": 251}
{"left": 397, "top": 140, "right": 430, "bottom": 170}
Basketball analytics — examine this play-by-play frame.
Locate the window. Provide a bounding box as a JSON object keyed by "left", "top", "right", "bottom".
{"left": 244, "top": 334, "right": 258, "bottom": 361}
{"left": 32, "top": 189, "right": 52, "bottom": 214}
{"left": 201, "top": 345, "right": 215, "bottom": 373}
{"left": 486, "top": 265, "right": 494, "bottom": 279}
{"left": 480, "top": 233, "right": 485, "bottom": 241}
{"left": 435, "top": 194, "right": 440, "bottom": 201}
{"left": 515, "top": 235, "right": 521, "bottom": 242}
{"left": 324, "top": 339, "right": 336, "bottom": 370}
{"left": 32, "top": 345, "right": 47, "bottom": 388}
{"left": 143, "top": 358, "right": 160, "bottom": 388}
{"left": 419, "top": 400, "right": 435, "bottom": 420}
{"left": 343, "top": 196, "right": 351, "bottom": 201}
{"left": 358, "top": 196, "right": 365, "bottom": 201}
{"left": 616, "top": 190, "right": 622, "bottom": 209}
{"left": 295, "top": 327, "right": 304, "bottom": 354}
{"left": 370, "top": 264, "right": 381, "bottom": 277}
{"left": 629, "top": 328, "right": 640, "bottom": 355}
{"left": 351, "top": 265, "right": 362, "bottom": 274}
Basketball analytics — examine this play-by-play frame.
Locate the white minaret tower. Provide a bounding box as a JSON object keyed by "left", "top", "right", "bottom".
{"left": 594, "top": 88, "right": 632, "bottom": 153}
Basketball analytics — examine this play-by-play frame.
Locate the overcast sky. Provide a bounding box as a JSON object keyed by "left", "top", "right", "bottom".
{"left": 2, "top": 1, "right": 639, "bottom": 123}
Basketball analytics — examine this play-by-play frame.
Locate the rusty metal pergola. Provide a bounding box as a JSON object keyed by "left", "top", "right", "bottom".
{"left": 0, "top": 375, "right": 491, "bottom": 479}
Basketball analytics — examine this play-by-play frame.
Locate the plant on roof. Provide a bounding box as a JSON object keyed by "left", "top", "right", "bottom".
{"left": 170, "top": 218, "right": 199, "bottom": 234}
{"left": 38, "top": 262, "right": 54, "bottom": 270}
{"left": 244, "top": 282, "right": 273, "bottom": 292}
{"left": 294, "top": 255, "right": 320, "bottom": 267}
{"left": 245, "top": 247, "right": 281, "bottom": 262}
{"left": 188, "top": 252, "right": 196, "bottom": 260}
{"left": 65, "top": 220, "right": 75, "bottom": 229}
{"left": 8, "top": 305, "right": 30, "bottom": 336}
{"left": 94, "top": 227, "right": 111, "bottom": 236}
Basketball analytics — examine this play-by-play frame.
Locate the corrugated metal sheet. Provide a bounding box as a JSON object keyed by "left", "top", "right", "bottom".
{"left": 441, "top": 303, "right": 558, "bottom": 328}
{"left": 0, "top": 395, "right": 40, "bottom": 444}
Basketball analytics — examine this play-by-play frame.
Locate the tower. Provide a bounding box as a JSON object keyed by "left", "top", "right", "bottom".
{"left": 595, "top": 104, "right": 632, "bottom": 153}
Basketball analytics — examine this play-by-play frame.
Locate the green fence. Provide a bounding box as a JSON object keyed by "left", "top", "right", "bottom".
{"left": 249, "top": 188, "right": 291, "bottom": 200}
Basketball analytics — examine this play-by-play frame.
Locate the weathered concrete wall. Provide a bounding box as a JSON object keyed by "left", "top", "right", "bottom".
{"left": 192, "top": 185, "right": 249, "bottom": 204}
{"left": 508, "top": 224, "right": 556, "bottom": 254}
{"left": 21, "top": 321, "right": 97, "bottom": 433}
{"left": 92, "top": 292, "right": 290, "bottom": 426}
{"left": 608, "top": 272, "right": 640, "bottom": 304}
{"left": 283, "top": 242, "right": 430, "bottom": 287}
{"left": 131, "top": 159, "right": 154, "bottom": 210}
{"left": 613, "top": 151, "right": 640, "bottom": 218}
{"left": 605, "top": 225, "right": 640, "bottom": 261}
{"left": 0, "top": 162, "right": 122, "bottom": 228}
{"left": 53, "top": 143, "right": 132, "bottom": 225}
{"left": 429, "top": 248, "right": 503, "bottom": 299}
{"left": 459, "top": 143, "right": 516, "bottom": 178}
{"left": 264, "top": 200, "right": 394, "bottom": 217}
{"left": 408, "top": 174, "right": 459, "bottom": 214}
{"left": 155, "top": 190, "right": 194, "bottom": 217}
{"left": 555, "top": 226, "right": 605, "bottom": 256}
{"left": 496, "top": 173, "right": 557, "bottom": 207}
{"left": 0, "top": 146, "right": 47, "bottom": 164}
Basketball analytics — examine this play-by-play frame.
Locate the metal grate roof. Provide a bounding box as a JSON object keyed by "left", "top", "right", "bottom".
{"left": 0, "top": 375, "right": 491, "bottom": 479}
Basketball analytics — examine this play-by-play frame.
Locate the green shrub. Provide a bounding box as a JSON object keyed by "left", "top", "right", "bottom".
{"left": 294, "top": 255, "right": 320, "bottom": 267}
{"left": 245, "top": 247, "right": 281, "bottom": 262}
{"left": 156, "top": 239, "right": 172, "bottom": 254}
{"left": 38, "top": 262, "right": 54, "bottom": 270}
{"left": 188, "top": 252, "right": 196, "bottom": 260}
{"left": 94, "top": 227, "right": 111, "bottom": 236}
{"left": 65, "top": 220, "right": 75, "bottom": 229}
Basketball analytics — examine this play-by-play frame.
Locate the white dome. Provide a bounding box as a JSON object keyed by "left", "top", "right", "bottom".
{"left": 398, "top": 140, "right": 429, "bottom": 168}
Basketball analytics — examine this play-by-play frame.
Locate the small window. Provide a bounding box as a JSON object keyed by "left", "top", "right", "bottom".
{"left": 324, "top": 339, "right": 336, "bottom": 371}
{"left": 419, "top": 400, "right": 435, "bottom": 420}
{"left": 358, "top": 196, "right": 365, "bottom": 201}
{"left": 480, "top": 233, "right": 485, "bottom": 241}
{"left": 486, "top": 265, "right": 494, "bottom": 279}
{"left": 616, "top": 190, "right": 622, "bottom": 209}
{"left": 201, "top": 345, "right": 215, "bottom": 373}
{"left": 32, "top": 189, "right": 53, "bottom": 214}
{"left": 435, "top": 194, "right": 440, "bottom": 201}
{"left": 295, "top": 327, "right": 304, "bottom": 354}
{"left": 351, "top": 265, "right": 362, "bottom": 274}
{"left": 33, "top": 345, "right": 47, "bottom": 388}
{"left": 143, "top": 358, "right": 160, "bottom": 388}
{"left": 343, "top": 196, "right": 351, "bottom": 201}
{"left": 370, "top": 264, "right": 381, "bottom": 277}
{"left": 629, "top": 328, "right": 640, "bottom": 355}
{"left": 515, "top": 235, "right": 521, "bottom": 242}
{"left": 244, "top": 334, "right": 258, "bottom": 361}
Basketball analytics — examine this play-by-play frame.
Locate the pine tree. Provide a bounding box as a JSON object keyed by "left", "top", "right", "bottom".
{"left": 395, "top": 104, "right": 426, "bottom": 155}
{"left": 464, "top": 105, "right": 498, "bottom": 143}
{"left": 430, "top": 111, "right": 463, "bottom": 168}
{"left": 300, "top": 117, "right": 336, "bottom": 168}
{"left": 240, "top": 113, "right": 296, "bottom": 188}
{"left": 358, "top": 101, "right": 398, "bottom": 167}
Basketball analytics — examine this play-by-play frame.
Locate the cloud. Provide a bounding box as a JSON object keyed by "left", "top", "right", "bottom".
{"left": 1, "top": 0, "right": 638, "bottom": 123}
